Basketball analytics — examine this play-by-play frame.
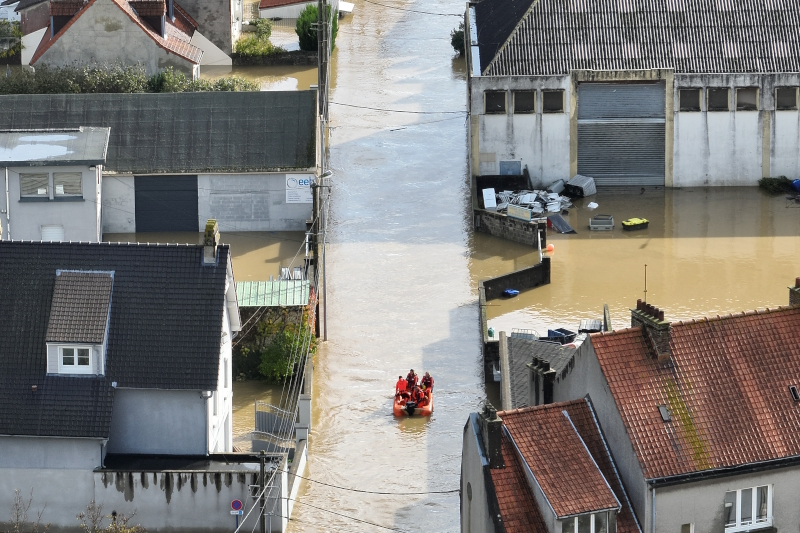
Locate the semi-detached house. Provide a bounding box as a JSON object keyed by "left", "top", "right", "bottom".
{"left": 466, "top": 0, "right": 800, "bottom": 187}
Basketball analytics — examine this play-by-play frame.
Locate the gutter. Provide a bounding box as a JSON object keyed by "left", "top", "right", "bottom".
{"left": 648, "top": 453, "right": 800, "bottom": 488}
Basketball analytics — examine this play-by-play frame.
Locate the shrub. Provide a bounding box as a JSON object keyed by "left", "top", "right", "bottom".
{"left": 451, "top": 21, "right": 464, "bottom": 56}
{"left": 758, "top": 176, "right": 795, "bottom": 195}
{"left": 296, "top": 4, "right": 338, "bottom": 52}
{"left": 234, "top": 18, "right": 285, "bottom": 58}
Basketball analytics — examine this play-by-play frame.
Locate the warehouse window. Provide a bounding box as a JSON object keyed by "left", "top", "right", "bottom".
{"left": 513, "top": 91, "right": 536, "bottom": 114}
{"left": 20, "top": 173, "right": 50, "bottom": 199}
{"left": 776, "top": 87, "right": 798, "bottom": 110}
{"left": 485, "top": 91, "right": 507, "bottom": 114}
{"left": 707, "top": 88, "right": 730, "bottom": 111}
{"left": 736, "top": 88, "right": 758, "bottom": 111}
{"left": 542, "top": 90, "right": 564, "bottom": 113}
{"left": 679, "top": 89, "right": 701, "bottom": 111}
{"left": 53, "top": 172, "right": 83, "bottom": 198}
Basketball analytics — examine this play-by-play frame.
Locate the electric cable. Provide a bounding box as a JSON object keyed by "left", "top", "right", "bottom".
{"left": 360, "top": 0, "right": 461, "bottom": 16}
{"left": 330, "top": 101, "right": 466, "bottom": 114}
{"left": 289, "top": 499, "right": 407, "bottom": 532}
{"left": 287, "top": 472, "right": 460, "bottom": 495}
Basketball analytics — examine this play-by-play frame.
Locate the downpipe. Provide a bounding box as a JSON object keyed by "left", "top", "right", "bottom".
{"left": 4, "top": 166, "right": 9, "bottom": 240}
{"left": 651, "top": 486, "right": 656, "bottom": 533}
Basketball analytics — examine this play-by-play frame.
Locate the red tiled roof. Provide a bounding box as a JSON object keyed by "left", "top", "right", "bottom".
{"left": 258, "top": 0, "right": 306, "bottom": 10}
{"left": 500, "top": 400, "right": 620, "bottom": 518}
{"left": 592, "top": 306, "right": 800, "bottom": 481}
{"left": 489, "top": 434, "right": 549, "bottom": 533}
{"left": 31, "top": 0, "right": 202, "bottom": 66}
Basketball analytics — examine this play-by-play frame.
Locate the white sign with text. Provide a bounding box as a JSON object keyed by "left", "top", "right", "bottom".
{"left": 286, "top": 175, "right": 314, "bottom": 204}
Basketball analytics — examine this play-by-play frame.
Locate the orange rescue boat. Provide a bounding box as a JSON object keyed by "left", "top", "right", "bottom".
{"left": 394, "top": 389, "right": 434, "bottom": 417}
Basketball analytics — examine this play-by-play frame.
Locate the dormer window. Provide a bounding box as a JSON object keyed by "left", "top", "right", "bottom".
{"left": 45, "top": 270, "right": 114, "bottom": 376}
{"left": 59, "top": 346, "right": 93, "bottom": 374}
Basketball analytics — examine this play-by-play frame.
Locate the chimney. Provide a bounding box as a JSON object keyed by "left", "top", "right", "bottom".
{"left": 479, "top": 404, "right": 505, "bottom": 469}
{"left": 790, "top": 278, "right": 800, "bottom": 307}
{"left": 203, "top": 219, "right": 219, "bottom": 265}
{"left": 631, "top": 299, "right": 672, "bottom": 362}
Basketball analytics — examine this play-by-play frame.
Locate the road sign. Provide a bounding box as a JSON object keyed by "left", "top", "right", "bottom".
{"left": 230, "top": 510, "right": 243, "bottom": 515}
{"left": 231, "top": 499, "right": 243, "bottom": 511}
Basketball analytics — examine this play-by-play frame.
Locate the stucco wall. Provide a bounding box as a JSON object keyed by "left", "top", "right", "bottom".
{"left": 772, "top": 109, "right": 800, "bottom": 178}
{"left": 197, "top": 173, "right": 313, "bottom": 232}
{"left": 461, "top": 415, "right": 496, "bottom": 533}
{"left": 19, "top": 2, "right": 48, "bottom": 35}
{"left": 470, "top": 76, "right": 571, "bottom": 187}
{"left": 0, "top": 436, "right": 102, "bottom": 470}
{"left": 654, "top": 466, "right": 800, "bottom": 533}
{"left": 2, "top": 166, "right": 100, "bottom": 241}
{"left": 35, "top": 0, "right": 196, "bottom": 76}
{"left": 208, "top": 301, "right": 233, "bottom": 453}
{"left": 176, "top": 0, "right": 236, "bottom": 55}
{"left": 107, "top": 389, "right": 207, "bottom": 455}
{"left": 101, "top": 175, "right": 136, "bottom": 233}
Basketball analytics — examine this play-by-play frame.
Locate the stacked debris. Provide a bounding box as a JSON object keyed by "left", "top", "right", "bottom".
{"left": 494, "top": 189, "right": 573, "bottom": 215}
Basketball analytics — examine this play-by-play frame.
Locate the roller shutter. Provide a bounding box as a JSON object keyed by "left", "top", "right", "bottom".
{"left": 134, "top": 176, "right": 198, "bottom": 232}
{"left": 577, "top": 83, "right": 666, "bottom": 186}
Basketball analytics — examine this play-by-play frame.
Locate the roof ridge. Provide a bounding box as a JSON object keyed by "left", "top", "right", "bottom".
{"left": 30, "top": 0, "right": 98, "bottom": 65}
{"left": 498, "top": 397, "right": 585, "bottom": 417}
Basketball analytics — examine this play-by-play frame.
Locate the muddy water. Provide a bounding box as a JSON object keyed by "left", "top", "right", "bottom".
{"left": 231, "top": 381, "right": 284, "bottom": 447}
{"left": 476, "top": 188, "right": 800, "bottom": 336}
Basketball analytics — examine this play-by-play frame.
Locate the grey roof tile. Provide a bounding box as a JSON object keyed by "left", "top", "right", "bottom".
{"left": 46, "top": 271, "right": 113, "bottom": 344}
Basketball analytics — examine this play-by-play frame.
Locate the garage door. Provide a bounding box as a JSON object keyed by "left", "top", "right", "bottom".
{"left": 577, "top": 83, "right": 665, "bottom": 186}
{"left": 134, "top": 176, "right": 198, "bottom": 232}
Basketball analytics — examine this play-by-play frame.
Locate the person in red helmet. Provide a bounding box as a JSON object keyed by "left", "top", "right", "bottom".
{"left": 421, "top": 372, "right": 434, "bottom": 392}
{"left": 406, "top": 369, "right": 418, "bottom": 391}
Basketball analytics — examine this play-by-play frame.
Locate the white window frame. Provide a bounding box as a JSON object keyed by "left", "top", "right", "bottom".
{"left": 19, "top": 171, "right": 84, "bottom": 200}
{"left": 58, "top": 345, "right": 93, "bottom": 374}
{"left": 561, "top": 511, "right": 610, "bottom": 533}
{"left": 724, "top": 485, "right": 772, "bottom": 533}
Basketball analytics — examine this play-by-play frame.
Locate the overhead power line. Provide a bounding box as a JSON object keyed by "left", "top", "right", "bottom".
{"left": 361, "top": 0, "right": 461, "bottom": 16}
{"left": 330, "top": 101, "right": 466, "bottom": 114}
{"left": 288, "top": 471, "right": 460, "bottom": 495}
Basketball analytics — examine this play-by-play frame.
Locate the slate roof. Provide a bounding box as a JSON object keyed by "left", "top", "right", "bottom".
{"left": 0, "top": 127, "right": 110, "bottom": 166}
{"left": 0, "top": 92, "right": 317, "bottom": 173}
{"left": 475, "top": 0, "right": 800, "bottom": 76}
{"left": 508, "top": 337, "right": 577, "bottom": 408}
{"left": 0, "top": 241, "right": 230, "bottom": 438}
{"left": 591, "top": 306, "right": 800, "bottom": 481}
{"left": 499, "top": 399, "right": 640, "bottom": 531}
{"left": 501, "top": 400, "right": 619, "bottom": 517}
{"left": 46, "top": 271, "right": 113, "bottom": 344}
{"left": 29, "top": 0, "right": 202, "bottom": 66}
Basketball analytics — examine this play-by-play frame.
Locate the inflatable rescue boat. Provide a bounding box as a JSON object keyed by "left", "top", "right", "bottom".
{"left": 394, "top": 390, "right": 434, "bottom": 417}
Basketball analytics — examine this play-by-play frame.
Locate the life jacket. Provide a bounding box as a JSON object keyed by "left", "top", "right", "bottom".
{"left": 421, "top": 375, "right": 433, "bottom": 390}
{"left": 406, "top": 373, "right": 418, "bottom": 390}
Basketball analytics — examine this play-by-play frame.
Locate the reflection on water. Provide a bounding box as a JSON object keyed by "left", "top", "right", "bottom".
{"left": 472, "top": 188, "right": 800, "bottom": 336}
{"left": 232, "top": 380, "right": 284, "bottom": 438}
{"left": 103, "top": 230, "right": 307, "bottom": 281}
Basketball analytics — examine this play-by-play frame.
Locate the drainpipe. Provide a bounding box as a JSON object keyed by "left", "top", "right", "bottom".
{"left": 651, "top": 486, "right": 656, "bottom": 533}
{"left": 4, "top": 167, "right": 9, "bottom": 240}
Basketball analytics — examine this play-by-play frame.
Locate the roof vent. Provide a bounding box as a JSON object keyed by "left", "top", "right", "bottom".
{"left": 658, "top": 405, "right": 671, "bottom": 421}
{"left": 790, "top": 386, "right": 800, "bottom": 402}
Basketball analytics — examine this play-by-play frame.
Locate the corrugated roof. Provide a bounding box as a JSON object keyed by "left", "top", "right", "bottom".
{"left": 592, "top": 306, "right": 800, "bottom": 480}
{"left": 0, "top": 127, "right": 109, "bottom": 166}
{"left": 236, "top": 280, "right": 309, "bottom": 307}
{"left": 477, "top": 0, "right": 800, "bottom": 76}
{"left": 0, "top": 92, "right": 317, "bottom": 174}
{"left": 46, "top": 271, "right": 113, "bottom": 344}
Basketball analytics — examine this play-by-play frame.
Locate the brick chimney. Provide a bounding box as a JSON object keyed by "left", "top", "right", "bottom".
{"left": 479, "top": 404, "right": 505, "bottom": 469}
{"left": 203, "top": 219, "right": 219, "bottom": 265}
{"left": 631, "top": 299, "right": 671, "bottom": 362}
{"left": 790, "top": 278, "right": 800, "bottom": 307}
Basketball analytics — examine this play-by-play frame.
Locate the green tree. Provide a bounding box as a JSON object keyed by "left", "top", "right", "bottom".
{"left": 0, "top": 20, "right": 22, "bottom": 59}
{"left": 451, "top": 21, "right": 465, "bottom": 56}
{"left": 295, "top": 4, "right": 338, "bottom": 52}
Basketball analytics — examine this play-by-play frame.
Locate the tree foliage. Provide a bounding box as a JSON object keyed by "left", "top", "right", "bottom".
{"left": 0, "top": 64, "right": 258, "bottom": 94}
{"left": 0, "top": 20, "right": 22, "bottom": 60}
{"left": 77, "top": 501, "right": 146, "bottom": 533}
{"left": 234, "top": 19, "right": 285, "bottom": 58}
{"left": 295, "top": 4, "right": 338, "bottom": 52}
{"left": 451, "top": 21, "right": 465, "bottom": 56}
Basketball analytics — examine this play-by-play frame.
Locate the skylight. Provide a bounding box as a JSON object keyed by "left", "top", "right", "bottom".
{"left": 658, "top": 405, "right": 671, "bottom": 422}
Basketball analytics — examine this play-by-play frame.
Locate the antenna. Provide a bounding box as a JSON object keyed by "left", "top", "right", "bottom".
{"left": 644, "top": 264, "right": 647, "bottom": 303}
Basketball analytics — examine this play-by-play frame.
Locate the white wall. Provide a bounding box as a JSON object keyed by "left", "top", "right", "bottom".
{"left": 191, "top": 29, "right": 231, "bottom": 66}
{"left": 197, "top": 173, "right": 313, "bottom": 232}
{"left": 2, "top": 165, "right": 100, "bottom": 241}
{"left": 208, "top": 298, "right": 233, "bottom": 453}
{"left": 101, "top": 175, "right": 136, "bottom": 233}
{"left": 259, "top": 3, "right": 308, "bottom": 19}
{"left": 460, "top": 415, "right": 498, "bottom": 533}
{"left": 772, "top": 110, "right": 800, "bottom": 178}
{"left": 107, "top": 389, "right": 207, "bottom": 455}
{"left": 471, "top": 76, "right": 572, "bottom": 187}
{"left": 20, "top": 27, "right": 44, "bottom": 65}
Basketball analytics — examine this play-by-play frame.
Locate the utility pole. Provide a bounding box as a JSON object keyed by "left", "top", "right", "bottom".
{"left": 316, "top": 0, "right": 330, "bottom": 341}
{"left": 259, "top": 451, "right": 266, "bottom": 533}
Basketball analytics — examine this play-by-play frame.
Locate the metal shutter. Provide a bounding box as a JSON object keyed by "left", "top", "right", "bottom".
{"left": 41, "top": 225, "right": 65, "bottom": 241}
{"left": 134, "top": 176, "right": 198, "bottom": 232}
{"left": 577, "top": 83, "right": 666, "bottom": 186}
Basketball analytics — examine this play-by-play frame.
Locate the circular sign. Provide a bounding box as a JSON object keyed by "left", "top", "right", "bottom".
{"left": 231, "top": 499, "right": 243, "bottom": 511}
{"left": 286, "top": 178, "right": 298, "bottom": 188}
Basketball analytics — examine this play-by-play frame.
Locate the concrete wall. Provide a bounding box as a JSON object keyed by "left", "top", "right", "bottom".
{"left": 552, "top": 340, "right": 650, "bottom": 526}
{"left": 653, "top": 466, "right": 800, "bottom": 533}
{"left": 190, "top": 29, "right": 232, "bottom": 66}
{"left": 197, "top": 173, "right": 313, "bottom": 232}
{"left": 469, "top": 75, "right": 571, "bottom": 186}
{"left": 461, "top": 415, "right": 497, "bottom": 533}
{"left": 107, "top": 389, "right": 207, "bottom": 455}
{"left": 475, "top": 210, "right": 547, "bottom": 247}
{"left": 0, "top": 436, "right": 103, "bottom": 470}
{"left": 177, "top": 0, "right": 237, "bottom": 55}
{"left": 35, "top": 0, "right": 197, "bottom": 76}
{"left": 19, "top": 2, "right": 48, "bottom": 35}
{"left": 101, "top": 175, "right": 135, "bottom": 233}
{"left": 482, "top": 257, "right": 551, "bottom": 301}
{"left": 2, "top": 165, "right": 100, "bottom": 241}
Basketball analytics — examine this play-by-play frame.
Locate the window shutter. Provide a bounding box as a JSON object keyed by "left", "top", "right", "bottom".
{"left": 20, "top": 173, "right": 49, "bottom": 197}
{"left": 53, "top": 172, "right": 83, "bottom": 196}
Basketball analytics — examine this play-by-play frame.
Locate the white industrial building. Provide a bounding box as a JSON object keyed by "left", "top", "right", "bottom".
{"left": 466, "top": 0, "right": 800, "bottom": 187}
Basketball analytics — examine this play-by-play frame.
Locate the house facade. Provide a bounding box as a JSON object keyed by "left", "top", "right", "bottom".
{"left": 0, "top": 234, "right": 255, "bottom": 531}
{"left": 0, "top": 0, "right": 19, "bottom": 20}
{"left": 0, "top": 91, "right": 318, "bottom": 234}
{"left": 465, "top": 0, "right": 800, "bottom": 188}
{"left": 1, "top": 127, "right": 109, "bottom": 242}
{"left": 465, "top": 281, "right": 800, "bottom": 533}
